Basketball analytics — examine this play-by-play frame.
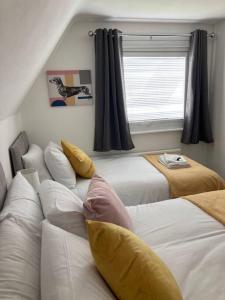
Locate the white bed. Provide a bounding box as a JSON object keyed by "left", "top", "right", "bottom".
{"left": 72, "top": 155, "right": 169, "bottom": 205}
{"left": 9, "top": 132, "right": 170, "bottom": 206}
{"left": 9, "top": 132, "right": 225, "bottom": 207}
{"left": 129, "top": 198, "right": 225, "bottom": 300}
{"left": 40, "top": 196, "right": 225, "bottom": 300}
{"left": 0, "top": 165, "right": 224, "bottom": 300}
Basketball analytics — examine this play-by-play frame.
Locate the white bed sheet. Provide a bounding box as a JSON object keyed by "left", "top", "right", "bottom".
{"left": 128, "top": 199, "right": 225, "bottom": 300}
{"left": 72, "top": 155, "right": 169, "bottom": 206}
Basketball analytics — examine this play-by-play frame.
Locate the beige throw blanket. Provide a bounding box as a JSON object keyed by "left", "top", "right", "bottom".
{"left": 144, "top": 154, "right": 225, "bottom": 198}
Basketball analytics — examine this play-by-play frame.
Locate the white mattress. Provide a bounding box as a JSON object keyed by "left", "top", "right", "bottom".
{"left": 128, "top": 199, "right": 225, "bottom": 300}
{"left": 72, "top": 155, "right": 169, "bottom": 205}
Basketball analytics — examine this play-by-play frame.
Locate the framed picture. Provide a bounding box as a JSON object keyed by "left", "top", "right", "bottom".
{"left": 46, "top": 70, "right": 93, "bottom": 107}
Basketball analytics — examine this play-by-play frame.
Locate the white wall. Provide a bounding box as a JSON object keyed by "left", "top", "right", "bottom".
{"left": 21, "top": 20, "right": 214, "bottom": 163}
{"left": 0, "top": 113, "right": 22, "bottom": 183}
{"left": 207, "top": 20, "right": 225, "bottom": 176}
{"left": 0, "top": 0, "right": 83, "bottom": 184}
{"left": 0, "top": 0, "right": 82, "bottom": 121}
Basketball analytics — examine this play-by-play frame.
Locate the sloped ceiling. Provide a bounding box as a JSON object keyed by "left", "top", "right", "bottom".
{"left": 0, "top": 0, "right": 83, "bottom": 121}
{"left": 1, "top": 0, "right": 225, "bottom": 121}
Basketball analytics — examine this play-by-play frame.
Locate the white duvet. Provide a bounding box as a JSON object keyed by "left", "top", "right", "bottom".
{"left": 2, "top": 171, "right": 224, "bottom": 299}
{"left": 72, "top": 155, "right": 169, "bottom": 205}
{"left": 128, "top": 199, "right": 225, "bottom": 300}
{"left": 41, "top": 198, "right": 225, "bottom": 300}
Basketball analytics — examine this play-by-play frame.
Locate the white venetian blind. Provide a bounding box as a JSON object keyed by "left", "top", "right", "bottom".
{"left": 123, "top": 55, "right": 186, "bottom": 123}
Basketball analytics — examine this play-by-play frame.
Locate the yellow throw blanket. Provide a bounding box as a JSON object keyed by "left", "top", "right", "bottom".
{"left": 184, "top": 190, "right": 225, "bottom": 226}
{"left": 144, "top": 154, "right": 225, "bottom": 198}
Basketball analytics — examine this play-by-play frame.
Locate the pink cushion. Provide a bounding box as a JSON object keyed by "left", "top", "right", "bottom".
{"left": 83, "top": 174, "right": 133, "bottom": 230}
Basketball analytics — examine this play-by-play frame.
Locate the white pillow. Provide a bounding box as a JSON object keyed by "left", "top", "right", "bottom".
{"left": 48, "top": 140, "right": 62, "bottom": 151}
{"left": 2, "top": 172, "right": 44, "bottom": 225}
{"left": 38, "top": 180, "right": 86, "bottom": 238}
{"left": 22, "top": 144, "right": 51, "bottom": 182}
{"left": 44, "top": 145, "right": 76, "bottom": 189}
{"left": 41, "top": 221, "right": 115, "bottom": 300}
{"left": 0, "top": 216, "right": 41, "bottom": 300}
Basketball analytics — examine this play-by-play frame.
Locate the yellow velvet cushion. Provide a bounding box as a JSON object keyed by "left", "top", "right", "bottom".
{"left": 87, "top": 221, "right": 183, "bottom": 300}
{"left": 61, "top": 140, "right": 95, "bottom": 179}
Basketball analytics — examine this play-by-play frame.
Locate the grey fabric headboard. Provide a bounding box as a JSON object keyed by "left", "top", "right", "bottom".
{"left": 0, "top": 163, "right": 7, "bottom": 210}
{"left": 9, "top": 131, "right": 30, "bottom": 176}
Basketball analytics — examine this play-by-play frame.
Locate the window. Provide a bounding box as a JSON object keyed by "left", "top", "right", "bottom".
{"left": 123, "top": 53, "right": 187, "bottom": 132}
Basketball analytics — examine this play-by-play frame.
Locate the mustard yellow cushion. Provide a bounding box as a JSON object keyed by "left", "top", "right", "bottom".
{"left": 61, "top": 140, "right": 95, "bottom": 179}
{"left": 87, "top": 221, "right": 183, "bottom": 300}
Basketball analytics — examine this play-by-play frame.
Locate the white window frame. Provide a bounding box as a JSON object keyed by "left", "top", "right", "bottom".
{"left": 123, "top": 51, "right": 188, "bottom": 134}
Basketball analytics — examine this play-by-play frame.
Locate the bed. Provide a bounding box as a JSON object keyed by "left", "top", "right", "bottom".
{"left": 129, "top": 197, "right": 225, "bottom": 300}
{"left": 9, "top": 131, "right": 225, "bottom": 206}
{"left": 72, "top": 155, "right": 169, "bottom": 205}
{"left": 0, "top": 161, "right": 44, "bottom": 299}
{"left": 0, "top": 161, "right": 225, "bottom": 299}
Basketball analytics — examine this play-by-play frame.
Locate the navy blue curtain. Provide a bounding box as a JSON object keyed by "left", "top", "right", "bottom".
{"left": 94, "top": 28, "right": 134, "bottom": 151}
{"left": 181, "top": 30, "right": 213, "bottom": 144}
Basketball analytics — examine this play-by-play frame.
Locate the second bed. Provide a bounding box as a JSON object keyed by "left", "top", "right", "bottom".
{"left": 9, "top": 131, "right": 225, "bottom": 206}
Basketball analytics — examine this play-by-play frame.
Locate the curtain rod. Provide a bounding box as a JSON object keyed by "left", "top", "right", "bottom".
{"left": 88, "top": 31, "right": 216, "bottom": 38}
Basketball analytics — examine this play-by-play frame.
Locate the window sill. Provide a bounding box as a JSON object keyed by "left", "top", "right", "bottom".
{"left": 129, "top": 119, "right": 183, "bottom": 135}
